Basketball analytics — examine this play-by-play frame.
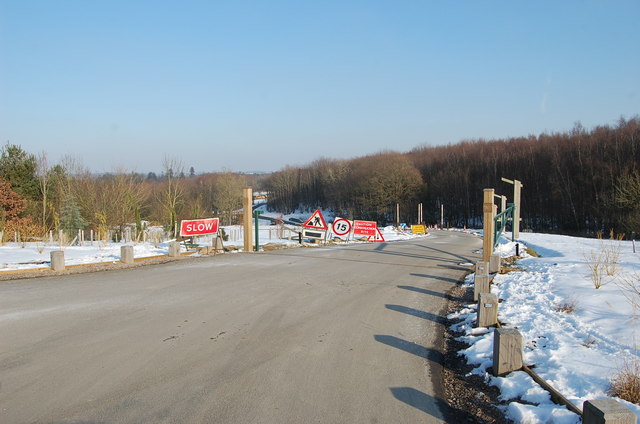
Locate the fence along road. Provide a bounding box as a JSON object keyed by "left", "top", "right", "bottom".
{"left": 0, "top": 230, "right": 481, "bottom": 424}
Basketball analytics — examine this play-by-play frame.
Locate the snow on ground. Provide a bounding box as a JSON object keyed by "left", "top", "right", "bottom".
{"left": 0, "top": 220, "right": 427, "bottom": 272}
{"left": 450, "top": 231, "right": 640, "bottom": 423}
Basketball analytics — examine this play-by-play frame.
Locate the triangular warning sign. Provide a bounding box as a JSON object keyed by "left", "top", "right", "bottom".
{"left": 303, "top": 209, "right": 328, "bottom": 230}
{"left": 368, "top": 227, "right": 385, "bottom": 242}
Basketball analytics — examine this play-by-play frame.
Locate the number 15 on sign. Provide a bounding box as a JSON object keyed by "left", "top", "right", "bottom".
{"left": 332, "top": 217, "right": 352, "bottom": 238}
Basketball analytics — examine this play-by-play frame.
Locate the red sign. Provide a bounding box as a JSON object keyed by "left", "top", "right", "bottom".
{"left": 180, "top": 218, "right": 219, "bottom": 236}
{"left": 353, "top": 220, "right": 377, "bottom": 236}
{"left": 368, "top": 227, "right": 385, "bottom": 242}
{"left": 303, "top": 209, "right": 328, "bottom": 230}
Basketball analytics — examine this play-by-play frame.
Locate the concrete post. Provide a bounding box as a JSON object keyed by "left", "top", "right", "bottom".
{"left": 483, "top": 189, "right": 495, "bottom": 263}
{"left": 168, "top": 241, "right": 180, "bottom": 257}
{"left": 477, "top": 293, "right": 498, "bottom": 328}
{"left": 474, "top": 262, "right": 490, "bottom": 301}
{"left": 50, "top": 250, "right": 65, "bottom": 271}
{"left": 121, "top": 245, "right": 134, "bottom": 264}
{"left": 214, "top": 235, "right": 224, "bottom": 254}
{"left": 490, "top": 253, "right": 501, "bottom": 274}
{"left": 583, "top": 399, "right": 637, "bottom": 424}
{"left": 493, "top": 327, "right": 523, "bottom": 376}
{"left": 243, "top": 188, "right": 253, "bottom": 252}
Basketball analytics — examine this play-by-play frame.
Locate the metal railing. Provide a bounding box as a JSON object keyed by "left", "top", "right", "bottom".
{"left": 493, "top": 203, "right": 515, "bottom": 247}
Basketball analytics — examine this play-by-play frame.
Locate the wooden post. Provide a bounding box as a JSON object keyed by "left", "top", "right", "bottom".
{"left": 514, "top": 179, "right": 522, "bottom": 239}
{"left": 483, "top": 189, "right": 495, "bottom": 263}
{"left": 474, "top": 261, "right": 490, "bottom": 301}
{"left": 120, "top": 245, "right": 134, "bottom": 264}
{"left": 583, "top": 399, "right": 637, "bottom": 424}
{"left": 490, "top": 253, "right": 501, "bottom": 274}
{"left": 243, "top": 188, "right": 253, "bottom": 252}
{"left": 50, "top": 250, "right": 65, "bottom": 271}
{"left": 493, "top": 328, "right": 523, "bottom": 376}
{"left": 477, "top": 293, "right": 498, "bottom": 327}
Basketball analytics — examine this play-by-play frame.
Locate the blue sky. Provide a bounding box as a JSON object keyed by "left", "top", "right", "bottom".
{"left": 1, "top": 1, "right": 638, "bottom": 174}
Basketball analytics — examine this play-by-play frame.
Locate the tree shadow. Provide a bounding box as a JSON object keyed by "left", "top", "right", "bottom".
{"left": 374, "top": 334, "right": 443, "bottom": 363}
{"left": 390, "top": 387, "right": 448, "bottom": 421}
{"left": 385, "top": 304, "right": 445, "bottom": 324}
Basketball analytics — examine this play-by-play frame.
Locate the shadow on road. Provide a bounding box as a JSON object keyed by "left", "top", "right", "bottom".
{"left": 412, "top": 243, "right": 475, "bottom": 264}
{"left": 398, "top": 284, "right": 465, "bottom": 302}
{"left": 385, "top": 304, "right": 445, "bottom": 324}
{"left": 374, "top": 334, "right": 444, "bottom": 363}
{"left": 390, "top": 387, "right": 448, "bottom": 421}
{"left": 409, "top": 273, "right": 460, "bottom": 284}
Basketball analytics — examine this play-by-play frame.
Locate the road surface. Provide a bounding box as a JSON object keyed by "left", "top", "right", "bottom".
{"left": 0, "top": 230, "right": 481, "bottom": 423}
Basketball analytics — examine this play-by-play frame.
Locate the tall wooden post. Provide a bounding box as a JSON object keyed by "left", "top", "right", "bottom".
{"left": 483, "top": 189, "right": 495, "bottom": 263}
{"left": 502, "top": 178, "right": 523, "bottom": 239}
{"left": 514, "top": 180, "right": 522, "bottom": 239}
{"left": 243, "top": 188, "right": 253, "bottom": 252}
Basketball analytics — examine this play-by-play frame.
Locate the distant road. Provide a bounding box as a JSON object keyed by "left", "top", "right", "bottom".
{"left": 0, "top": 230, "right": 481, "bottom": 424}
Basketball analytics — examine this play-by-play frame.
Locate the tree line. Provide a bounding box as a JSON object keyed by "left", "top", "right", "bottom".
{"left": 3, "top": 116, "right": 638, "bottom": 241}
{"left": 0, "top": 148, "right": 264, "bottom": 242}
{"left": 265, "top": 117, "right": 640, "bottom": 235}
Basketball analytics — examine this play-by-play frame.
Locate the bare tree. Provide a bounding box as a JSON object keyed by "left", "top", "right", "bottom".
{"left": 159, "top": 156, "right": 185, "bottom": 237}
{"left": 213, "top": 170, "right": 246, "bottom": 225}
{"left": 35, "top": 151, "right": 50, "bottom": 229}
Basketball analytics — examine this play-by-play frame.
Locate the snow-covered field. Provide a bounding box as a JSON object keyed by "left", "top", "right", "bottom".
{"left": 450, "top": 231, "right": 640, "bottom": 423}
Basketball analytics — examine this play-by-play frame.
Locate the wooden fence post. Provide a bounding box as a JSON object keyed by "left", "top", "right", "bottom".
{"left": 483, "top": 189, "right": 495, "bottom": 263}
{"left": 474, "top": 262, "right": 490, "bottom": 301}
{"left": 493, "top": 327, "right": 523, "bottom": 376}
{"left": 490, "top": 253, "right": 501, "bottom": 274}
{"left": 477, "top": 293, "right": 498, "bottom": 328}
{"left": 243, "top": 188, "right": 253, "bottom": 252}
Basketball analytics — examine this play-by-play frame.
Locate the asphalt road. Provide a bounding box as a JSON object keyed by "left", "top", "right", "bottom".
{"left": 0, "top": 230, "right": 481, "bottom": 424}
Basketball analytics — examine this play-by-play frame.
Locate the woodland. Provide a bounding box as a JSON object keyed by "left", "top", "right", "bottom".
{"left": 1, "top": 116, "right": 639, "bottom": 241}
{"left": 265, "top": 117, "right": 640, "bottom": 236}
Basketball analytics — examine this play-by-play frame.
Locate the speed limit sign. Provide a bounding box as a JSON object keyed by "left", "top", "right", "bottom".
{"left": 332, "top": 217, "right": 352, "bottom": 236}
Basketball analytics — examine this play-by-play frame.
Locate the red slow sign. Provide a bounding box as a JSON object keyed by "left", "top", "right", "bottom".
{"left": 353, "top": 220, "right": 377, "bottom": 236}
{"left": 180, "top": 218, "right": 219, "bottom": 237}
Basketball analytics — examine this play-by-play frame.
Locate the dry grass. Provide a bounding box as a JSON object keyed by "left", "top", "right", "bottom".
{"left": 525, "top": 247, "right": 540, "bottom": 257}
{"left": 584, "top": 248, "right": 605, "bottom": 289}
{"left": 499, "top": 256, "right": 521, "bottom": 274}
{"left": 609, "top": 357, "right": 640, "bottom": 404}
{"left": 554, "top": 298, "right": 578, "bottom": 314}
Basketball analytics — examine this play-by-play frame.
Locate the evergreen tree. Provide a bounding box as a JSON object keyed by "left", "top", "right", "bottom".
{"left": 60, "top": 194, "right": 87, "bottom": 237}
{"left": 0, "top": 143, "right": 39, "bottom": 201}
